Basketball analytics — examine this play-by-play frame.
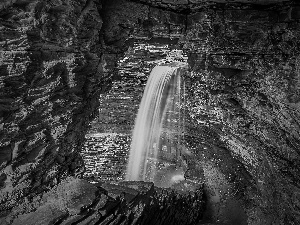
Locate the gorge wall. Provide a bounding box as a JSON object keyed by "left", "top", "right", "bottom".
{"left": 0, "top": 0, "right": 106, "bottom": 217}
{"left": 1, "top": 0, "right": 300, "bottom": 224}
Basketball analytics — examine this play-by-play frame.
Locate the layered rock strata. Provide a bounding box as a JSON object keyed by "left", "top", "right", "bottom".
{"left": 1, "top": 0, "right": 300, "bottom": 224}
{"left": 183, "top": 3, "right": 300, "bottom": 224}
{"left": 0, "top": 0, "right": 105, "bottom": 216}
{"left": 2, "top": 177, "right": 205, "bottom": 225}
{"left": 99, "top": 0, "right": 300, "bottom": 224}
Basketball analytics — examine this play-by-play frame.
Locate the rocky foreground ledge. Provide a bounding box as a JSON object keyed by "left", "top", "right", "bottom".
{"left": 0, "top": 177, "right": 205, "bottom": 225}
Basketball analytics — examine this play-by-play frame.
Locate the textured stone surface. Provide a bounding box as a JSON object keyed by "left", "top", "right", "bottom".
{"left": 0, "top": 0, "right": 188, "bottom": 218}
{"left": 1, "top": 0, "right": 300, "bottom": 224}
{"left": 81, "top": 134, "right": 130, "bottom": 182}
{"left": 7, "top": 178, "right": 205, "bottom": 225}
{"left": 0, "top": 0, "right": 104, "bottom": 216}
{"left": 129, "top": 0, "right": 291, "bottom": 13}
{"left": 182, "top": 4, "right": 300, "bottom": 224}
{"left": 95, "top": 0, "right": 300, "bottom": 224}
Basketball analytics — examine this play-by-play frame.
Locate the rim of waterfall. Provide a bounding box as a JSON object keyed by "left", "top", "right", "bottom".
{"left": 126, "top": 62, "right": 188, "bottom": 188}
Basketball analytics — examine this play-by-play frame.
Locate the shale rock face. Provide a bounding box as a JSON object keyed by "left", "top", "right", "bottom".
{"left": 5, "top": 177, "right": 205, "bottom": 225}
{"left": 97, "top": 1, "right": 300, "bottom": 224}
{"left": 130, "top": 0, "right": 291, "bottom": 13}
{"left": 183, "top": 4, "right": 300, "bottom": 224}
{"left": 0, "top": 0, "right": 105, "bottom": 215}
{"left": 1, "top": 0, "right": 300, "bottom": 225}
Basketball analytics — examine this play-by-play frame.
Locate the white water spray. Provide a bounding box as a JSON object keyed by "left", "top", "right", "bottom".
{"left": 126, "top": 63, "right": 187, "bottom": 183}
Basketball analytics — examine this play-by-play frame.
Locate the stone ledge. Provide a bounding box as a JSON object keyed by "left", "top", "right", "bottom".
{"left": 1, "top": 177, "right": 206, "bottom": 225}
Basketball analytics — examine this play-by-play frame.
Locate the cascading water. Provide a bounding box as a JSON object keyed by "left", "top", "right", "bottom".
{"left": 126, "top": 63, "right": 187, "bottom": 187}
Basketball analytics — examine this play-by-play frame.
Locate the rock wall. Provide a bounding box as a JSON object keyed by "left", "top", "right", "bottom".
{"left": 183, "top": 3, "right": 300, "bottom": 224}
{"left": 129, "top": 0, "right": 291, "bottom": 13}
{"left": 0, "top": 0, "right": 188, "bottom": 219}
{"left": 0, "top": 0, "right": 106, "bottom": 216}
{"left": 99, "top": 0, "right": 300, "bottom": 224}
{"left": 8, "top": 178, "right": 205, "bottom": 225}
{"left": 1, "top": 0, "right": 300, "bottom": 224}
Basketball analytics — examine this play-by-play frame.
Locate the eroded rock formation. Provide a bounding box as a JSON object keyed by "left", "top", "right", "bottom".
{"left": 0, "top": 0, "right": 105, "bottom": 216}
{"left": 1, "top": 0, "right": 300, "bottom": 224}
{"left": 183, "top": 3, "right": 300, "bottom": 224}
{"left": 5, "top": 177, "right": 205, "bottom": 225}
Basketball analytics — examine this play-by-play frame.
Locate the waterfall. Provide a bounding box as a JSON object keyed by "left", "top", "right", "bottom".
{"left": 126, "top": 64, "right": 187, "bottom": 185}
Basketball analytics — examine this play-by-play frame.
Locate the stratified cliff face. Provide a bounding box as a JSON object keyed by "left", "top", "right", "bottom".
{"left": 183, "top": 4, "right": 300, "bottom": 224}
{"left": 129, "top": 0, "right": 291, "bottom": 13}
{"left": 0, "top": 0, "right": 105, "bottom": 216}
{"left": 99, "top": 1, "right": 300, "bottom": 224}
{"left": 1, "top": 0, "right": 300, "bottom": 224}
{"left": 0, "top": 0, "right": 187, "bottom": 218}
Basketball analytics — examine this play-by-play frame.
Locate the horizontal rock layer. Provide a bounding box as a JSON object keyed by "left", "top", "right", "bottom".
{"left": 96, "top": 0, "right": 300, "bottom": 224}
{"left": 129, "top": 0, "right": 292, "bottom": 13}
{"left": 1, "top": 0, "right": 300, "bottom": 224}
{"left": 0, "top": 0, "right": 105, "bottom": 216}
{"left": 183, "top": 4, "right": 300, "bottom": 224}
{"left": 2, "top": 177, "right": 205, "bottom": 225}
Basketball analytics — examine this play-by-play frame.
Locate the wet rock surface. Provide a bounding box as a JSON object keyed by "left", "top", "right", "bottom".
{"left": 129, "top": 0, "right": 291, "bottom": 13}
{"left": 182, "top": 3, "right": 300, "bottom": 224}
{"left": 97, "top": 0, "right": 300, "bottom": 224}
{"left": 1, "top": 177, "right": 205, "bottom": 225}
{"left": 81, "top": 134, "right": 130, "bottom": 182}
{"left": 0, "top": 0, "right": 106, "bottom": 216}
{"left": 1, "top": 0, "right": 300, "bottom": 224}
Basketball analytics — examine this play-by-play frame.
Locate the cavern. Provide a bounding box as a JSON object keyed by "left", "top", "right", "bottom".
{"left": 0, "top": 0, "right": 300, "bottom": 224}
